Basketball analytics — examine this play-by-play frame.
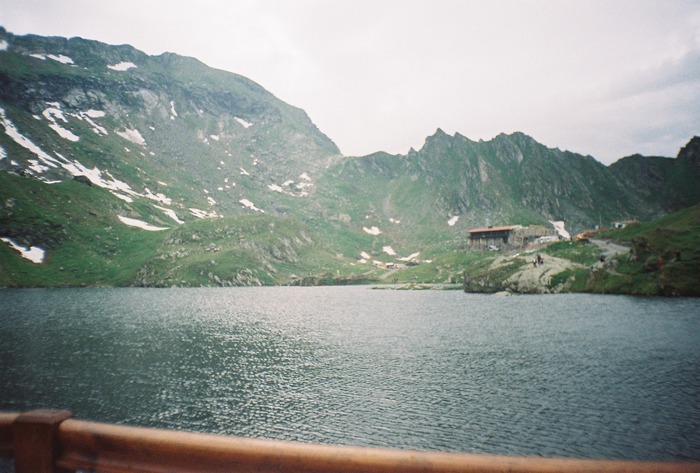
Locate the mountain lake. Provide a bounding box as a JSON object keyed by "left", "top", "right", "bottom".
{"left": 1, "top": 286, "right": 699, "bottom": 466}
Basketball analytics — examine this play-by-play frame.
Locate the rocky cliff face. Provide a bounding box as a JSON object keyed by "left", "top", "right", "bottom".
{"left": 610, "top": 136, "right": 700, "bottom": 216}
{"left": 320, "top": 130, "right": 700, "bottom": 237}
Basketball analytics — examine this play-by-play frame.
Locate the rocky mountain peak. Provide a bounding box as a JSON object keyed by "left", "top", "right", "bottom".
{"left": 677, "top": 136, "right": 700, "bottom": 163}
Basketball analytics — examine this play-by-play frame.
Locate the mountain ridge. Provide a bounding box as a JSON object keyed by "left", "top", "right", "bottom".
{"left": 1, "top": 28, "right": 699, "bottom": 289}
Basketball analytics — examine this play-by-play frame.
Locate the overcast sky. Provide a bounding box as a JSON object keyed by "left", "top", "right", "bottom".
{"left": 1, "top": 0, "right": 699, "bottom": 164}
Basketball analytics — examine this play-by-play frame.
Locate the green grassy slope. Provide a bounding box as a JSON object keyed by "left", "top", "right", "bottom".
{"left": 595, "top": 204, "right": 700, "bottom": 296}
{"left": 0, "top": 172, "right": 164, "bottom": 286}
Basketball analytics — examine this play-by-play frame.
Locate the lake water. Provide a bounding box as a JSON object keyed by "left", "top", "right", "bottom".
{"left": 1, "top": 287, "right": 699, "bottom": 462}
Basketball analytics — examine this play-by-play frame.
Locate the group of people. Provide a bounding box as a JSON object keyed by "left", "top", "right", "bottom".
{"left": 532, "top": 254, "right": 544, "bottom": 268}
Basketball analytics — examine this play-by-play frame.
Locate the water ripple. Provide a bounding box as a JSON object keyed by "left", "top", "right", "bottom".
{"left": 0, "top": 288, "right": 698, "bottom": 460}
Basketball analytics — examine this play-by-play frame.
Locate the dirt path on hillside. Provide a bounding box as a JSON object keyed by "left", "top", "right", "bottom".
{"left": 590, "top": 239, "right": 630, "bottom": 258}
{"left": 588, "top": 239, "right": 630, "bottom": 275}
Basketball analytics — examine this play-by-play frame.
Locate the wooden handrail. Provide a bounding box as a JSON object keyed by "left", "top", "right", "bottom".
{"left": 0, "top": 412, "right": 18, "bottom": 458}
{"left": 1, "top": 410, "right": 699, "bottom": 473}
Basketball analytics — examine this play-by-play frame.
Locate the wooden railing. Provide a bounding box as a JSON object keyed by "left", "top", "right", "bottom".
{"left": 1, "top": 410, "right": 699, "bottom": 473}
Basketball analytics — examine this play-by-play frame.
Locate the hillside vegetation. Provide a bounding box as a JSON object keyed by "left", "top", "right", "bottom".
{"left": 462, "top": 204, "right": 700, "bottom": 296}
{"left": 1, "top": 28, "right": 700, "bottom": 295}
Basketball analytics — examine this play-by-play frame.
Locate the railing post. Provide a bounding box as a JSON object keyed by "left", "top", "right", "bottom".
{"left": 13, "top": 409, "right": 73, "bottom": 473}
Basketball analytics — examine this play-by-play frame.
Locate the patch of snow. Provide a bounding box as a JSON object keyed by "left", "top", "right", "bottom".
{"left": 0, "top": 40, "right": 8, "bottom": 51}
{"left": 84, "top": 110, "right": 105, "bottom": 118}
{"left": 295, "top": 173, "right": 314, "bottom": 193}
{"left": 108, "top": 61, "right": 136, "bottom": 71}
{"left": 207, "top": 196, "right": 216, "bottom": 206}
{"left": 157, "top": 181, "right": 168, "bottom": 186}
{"left": 549, "top": 221, "right": 571, "bottom": 240}
{"left": 0, "top": 106, "right": 61, "bottom": 172}
{"left": 48, "top": 121, "right": 80, "bottom": 141}
{"left": 27, "top": 160, "right": 52, "bottom": 173}
{"left": 382, "top": 246, "right": 396, "bottom": 256}
{"left": 154, "top": 205, "right": 184, "bottom": 224}
{"left": 170, "top": 101, "right": 178, "bottom": 118}
{"left": 360, "top": 251, "right": 371, "bottom": 259}
{"left": 48, "top": 54, "right": 74, "bottom": 64}
{"left": 189, "top": 208, "right": 220, "bottom": 219}
{"left": 268, "top": 184, "right": 284, "bottom": 193}
{"left": 282, "top": 179, "right": 294, "bottom": 187}
{"left": 115, "top": 128, "right": 146, "bottom": 146}
{"left": 240, "top": 199, "right": 264, "bottom": 213}
{"left": 143, "top": 188, "right": 172, "bottom": 205}
{"left": 217, "top": 187, "right": 223, "bottom": 191}
{"left": 234, "top": 117, "right": 252, "bottom": 128}
{"left": 29, "top": 54, "right": 73, "bottom": 64}
{"left": 110, "top": 192, "right": 134, "bottom": 203}
{"left": 42, "top": 105, "right": 80, "bottom": 142}
{"left": 389, "top": 218, "right": 401, "bottom": 224}
{"left": 43, "top": 106, "right": 67, "bottom": 122}
{"left": 1, "top": 237, "right": 45, "bottom": 263}
{"left": 77, "top": 110, "right": 108, "bottom": 136}
{"left": 398, "top": 252, "right": 421, "bottom": 262}
{"left": 210, "top": 134, "right": 220, "bottom": 141}
{"left": 117, "top": 215, "right": 168, "bottom": 231}
{"left": 0, "top": 144, "right": 5, "bottom": 160}
{"left": 1, "top": 106, "right": 154, "bottom": 205}
{"left": 57, "top": 153, "right": 129, "bottom": 193}
{"left": 240, "top": 167, "right": 250, "bottom": 176}
{"left": 363, "top": 226, "right": 382, "bottom": 236}
{"left": 448, "top": 215, "right": 459, "bottom": 226}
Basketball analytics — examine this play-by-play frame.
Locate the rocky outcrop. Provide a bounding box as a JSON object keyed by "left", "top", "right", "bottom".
{"left": 464, "top": 240, "right": 631, "bottom": 295}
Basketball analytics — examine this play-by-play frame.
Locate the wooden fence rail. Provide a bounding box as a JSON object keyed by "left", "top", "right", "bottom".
{"left": 1, "top": 410, "right": 698, "bottom": 473}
